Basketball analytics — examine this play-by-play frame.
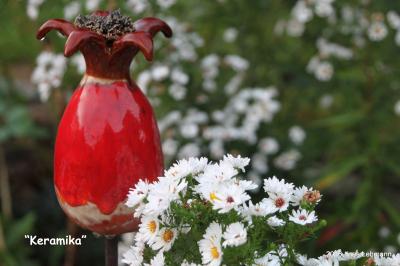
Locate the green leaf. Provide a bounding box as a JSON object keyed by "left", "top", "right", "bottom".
{"left": 5, "top": 213, "right": 36, "bottom": 248}
{"left": 315, "top": 156, "right": 368, "bottom": 190}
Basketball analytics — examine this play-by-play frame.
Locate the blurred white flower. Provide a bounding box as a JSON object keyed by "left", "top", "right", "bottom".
{"left": 171, "top": 68, "right": 189, "bottom": 85}
{"left": 85, "top": 0, "right": 100, "bottom": 11}
{"left": 395, "top": 30, "right": 400, "bottom": 46}
{"left": 223, "top": 27, "right": 239, "bottom": 43}
{"left": 289, "top": 126, "right": 306, "bottom": 145}
{"left": 31, "top": 51, "right": 67, "bottom": 102}
{"left": 258, "top": 137, "right": 279, "bottom": 155}
{"left": 222, "top": 222, "right": 247, "bottom": 247}
{"left": 267, "top": 216, "right": 286, "bottom": 227}
{"left": 157, "top": 0, "right": 176, "bottom": 9}
{"left": 368, "top": 21, "right": 388, "bottom": 41}
{"left": 162, "top": 139, "right": 178, "bottom": 156}
{"left": 251, "top": 153, "right": 268, "bottom": 174}
{"left": 274, "top": 149, "right": 301, "bottom": 171}
{"left": 71, "top": 54, "right": 86, "bottom": 74}
{"left": 224, "top": 55, "right": 249, "bottom": 72}
{"left": 126, "top": 0, "right": 148, "bottom": 14}
{"left": 315, "top": 1, "right": 334, "bottom": 18}
{"left": 292, "top": 0, "right": 313, "bottom": 23}
{"left": 27, "top": 0, "right": 44, "bottom": 20}
{"left": 224, "top": 74, "right": 244, "bottom": 95}
{"left": 387, "top": 11, "right": 400, "bottom": 29}
{"left": 319, "top": 94, "right": 334, "bottom": 109}
{"left": 64, "top": 1, "right": 81, "bottom": 20}
{"left": 209, "top": 140, "right": 225, "bottom": 159}
{"left": 315, "top": 61, "right": 334, "bottom": 81}
{"left": 169, "top": 84, "right": 187, "bottom": 100}
{"left": 179, "top": 123, "right": 199, "bottom": 138}
{"left": 394, "top": 100, "right": 400, "bottom": 116}
{"left": 317, "top": 38, "right": 353, "bottom": 59}
{"left": 286, "top": 18, "right": 305, "bottom": 37}
{"left": 178, "top": 143, "right": 201, "bottom": 158}
{"left": 152, "top": 65, "right": 170, "bottom": 81}
{"left": 378, "top": 227, "right": 390, "bottom": 238}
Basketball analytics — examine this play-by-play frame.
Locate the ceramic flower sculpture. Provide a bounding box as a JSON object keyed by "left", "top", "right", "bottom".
{"left": 36, "top": 10, "right": 172, "bottom": 235}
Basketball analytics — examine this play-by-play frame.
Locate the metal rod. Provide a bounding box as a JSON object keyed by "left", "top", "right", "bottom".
{"left": 105, "top": 237, "right": 118, "bottom": 266}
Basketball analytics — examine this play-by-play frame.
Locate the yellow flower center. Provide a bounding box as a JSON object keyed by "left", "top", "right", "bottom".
{"left": 210, "top": 192, "right": 221, "bottom": 202}
{"left": 147, "top": 221, "right": 157, "bottom": 233}
{"left": 210, "top": 246, "right": 220, "bottom": 259}
{"left": 162, "top": 229, "right": 174, "bottom": 242}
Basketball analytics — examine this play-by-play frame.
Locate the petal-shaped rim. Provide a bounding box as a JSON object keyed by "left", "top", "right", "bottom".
{"left": 36, "top": 15, "right": 172, "bottom": 60}
{"left": 64, "top": 30, "right": 105, "bottom": 57}
{"left": 36, "top": 19, "right": 76, "bottom": 40}
{"left": 114, "top": 32, "right": 154, "bottom": 61}
{"left": 133, "top": 17, "right": 173, "bottom": 38}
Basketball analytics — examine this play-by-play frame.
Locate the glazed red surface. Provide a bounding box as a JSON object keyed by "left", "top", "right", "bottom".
{"left": 54, "top": 81, "right": 163, "bottom": 215}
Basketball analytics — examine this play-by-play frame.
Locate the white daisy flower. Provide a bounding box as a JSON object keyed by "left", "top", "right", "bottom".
{"left": 181, "top": 260, "right": 201, "bottom": 266}
{"left": 144, "top": 177, "right": 187, "bottom": 216}
{"left": 263, "top": 195, "right": 291, "bottom": 212}
{"left": 289, "top": 209, "right": 318, "bottom": 225}
{"left": 263, "top": 177, "right": 294, "bottom": 212}
{"left": 264, "top": 176, "right": 294, "bottom": 196}
{"left": 254, "top": 252, "right": 281, "bottom": 266}
{"left": 241, "top": 199, "right": 277, "bottom": 217}
{"left": 151, "top": 227, "right": 178, "bottom": 251}
{"left": 221, "top": 154, "right": 250, "bottom": 172}
{"left": 222, "top": 222, "right": 247, "bottom": 247}
{"left": 126, "top": 180, "right": 150, "bottom": 207}
{"left": 144, "top": 251, "right": 165, "bottom": 266}
{"left": 138, "top": 216, "right": 160, "bottom": 244}
{"left": 211, "top": 184, "right": 250, "bottom": 213}
{"left": 267, "top": 216, "right": 286, "bottom": 227}
{"left": 198, "top": 222, "right": 223, "bottom": 266}
{"left": 122, "top": 245, "right": 144, "bottom": 266}
{"left": 291, "top": 185, "right": 310, "bottom": 206}
{"left": 196, "top": 162, "right": 238, "bottom": 185}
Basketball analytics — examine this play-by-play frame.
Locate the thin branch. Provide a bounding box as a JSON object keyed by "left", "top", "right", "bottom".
{"left": 0, "top": 217, "right": 6, "bottom": 252}
{"left": 105, "top": 237, "right": 118, "bottom": 266}
{"left": 63, "top": 220, "right": 79, "bottom": 266}
{"left": 0, "top": 144, "right": 12, "bottom": 219}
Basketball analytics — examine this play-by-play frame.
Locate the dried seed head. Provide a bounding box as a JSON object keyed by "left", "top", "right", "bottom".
{"left": 303, "top": 190, "right": 321, "bottom": 204}
{"left": 74, "top": 9, "right": 135, "bottom": 40}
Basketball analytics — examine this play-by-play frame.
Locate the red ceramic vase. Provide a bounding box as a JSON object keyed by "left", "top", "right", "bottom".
{"left": 36, "top": 11, "right": 171, "bottom": 235}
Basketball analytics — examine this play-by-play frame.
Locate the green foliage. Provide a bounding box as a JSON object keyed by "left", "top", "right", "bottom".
{"left": 0, "top": 213, "right": 38, "bottom": 266}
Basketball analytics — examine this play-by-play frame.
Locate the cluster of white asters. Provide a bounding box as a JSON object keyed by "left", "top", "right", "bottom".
{"left": 122, "top": 154, "right": 321, "bottom": 266}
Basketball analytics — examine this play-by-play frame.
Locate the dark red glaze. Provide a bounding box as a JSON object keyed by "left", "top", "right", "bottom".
{"left": 37, "top": 11, "right": 171, "bottom": 234}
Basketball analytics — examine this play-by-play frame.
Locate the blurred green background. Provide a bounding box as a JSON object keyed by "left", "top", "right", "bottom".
{"left": 1, "top": 0, "right": 400, "bottom": 265}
